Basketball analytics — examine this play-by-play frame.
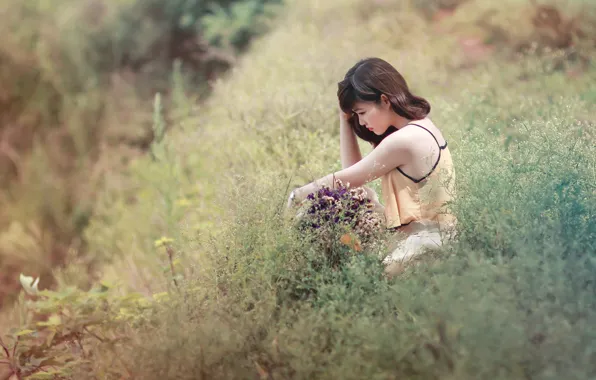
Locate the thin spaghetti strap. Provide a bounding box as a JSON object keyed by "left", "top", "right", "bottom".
{"left": 397, "top": 122, "right": 447, "bottom": 183}
{"left": 406, "top": 123, "right": 442, "bottom": 148}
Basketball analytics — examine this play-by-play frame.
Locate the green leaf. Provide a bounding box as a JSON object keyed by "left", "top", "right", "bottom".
{"left": 121, "top": 292, "right": 145, "bottom": 302}
{"left": 36, "top": 314, "right": 61, "bottom": 327}
{"left": 38, "top": 289, "right": 57, "bottom": 297}
{"left": 15, "top": 329, "right": 36, "bottom": 336}
{"left": 100, "top": 280, "right": 114, "bottom": 289}
{"left": 30, "top": 371, "right": 62, "bottom": 379}
{"left": 38, "top": 357, "right": 65, "bottom": 367}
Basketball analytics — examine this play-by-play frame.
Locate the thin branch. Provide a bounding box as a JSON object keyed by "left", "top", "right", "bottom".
{"left": 21, "top": 364, "right": 47, "bottom": 377}
{"left": 0, "top": 336, "right": 11, "bottom": 359}
{"left": 83, "top": 327, "right": 105, "bottom": 343}
{"left": 11, "top": 337, "right": 18, "bottom": 359}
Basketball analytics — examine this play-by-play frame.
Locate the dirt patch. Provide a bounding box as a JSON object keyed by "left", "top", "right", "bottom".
{"left": 427, "top": 0, "right": 595, "bottom": 70}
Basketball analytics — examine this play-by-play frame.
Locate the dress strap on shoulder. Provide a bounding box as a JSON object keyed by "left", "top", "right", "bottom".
{"left": 397, "top": 122, "right": 447, "bottom": 183}
{"left": 406, "top": 123, "right": 447, "bottom": 149}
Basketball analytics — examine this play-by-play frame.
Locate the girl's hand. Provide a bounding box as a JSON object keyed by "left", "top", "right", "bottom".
{"left": 286, "top": 188, "right": 301, "bottom": 209}
{"left": 286, "top": 188, "right": 306, "bottom": 221}
{"left": 338, "top": 105, "right": 352, "bottom": 121}
{"left": 286, "top": 190, "right": 295, "bottom": 209}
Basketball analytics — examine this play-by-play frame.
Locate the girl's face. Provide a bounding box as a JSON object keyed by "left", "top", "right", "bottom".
{"left": 351, "top": 96, "right": 393, "bottom": 135}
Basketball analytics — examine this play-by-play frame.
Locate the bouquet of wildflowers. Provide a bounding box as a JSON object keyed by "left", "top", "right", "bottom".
{"left": 293, "top": 179, "right": 384, "bottom": 266}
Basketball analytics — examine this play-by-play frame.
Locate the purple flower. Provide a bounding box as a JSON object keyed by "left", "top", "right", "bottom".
{"left": 295, "top": 178, "right": 383, "bottom": 253}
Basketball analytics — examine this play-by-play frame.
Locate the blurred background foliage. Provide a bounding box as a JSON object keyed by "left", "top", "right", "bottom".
{"left": 0, "top": 0, "right": 595, "bottom": 378}
{"left": 0, "top": 0, "right": 282, "bottom": 307}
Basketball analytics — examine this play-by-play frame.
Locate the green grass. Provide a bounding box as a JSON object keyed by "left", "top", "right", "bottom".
{"left": 5, "top": 0, "right": 596, "bottom": 378}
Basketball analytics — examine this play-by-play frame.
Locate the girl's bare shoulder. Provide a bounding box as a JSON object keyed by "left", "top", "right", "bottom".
{"left": 399, "top": 118, "right": 447, "bottom": 146}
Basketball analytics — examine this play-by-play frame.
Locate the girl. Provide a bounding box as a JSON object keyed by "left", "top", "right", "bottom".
{"left": 288, "top": 57, "right": 456, "bottom": 275}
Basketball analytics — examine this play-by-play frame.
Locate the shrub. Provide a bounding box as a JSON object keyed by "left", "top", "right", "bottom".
{"left": 87, "top": 0, "right": 284, "bottom": 95}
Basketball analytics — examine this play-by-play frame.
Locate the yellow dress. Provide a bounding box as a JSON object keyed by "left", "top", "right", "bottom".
{"left": 380, "top": 123, "right": 456, "bottom": 263}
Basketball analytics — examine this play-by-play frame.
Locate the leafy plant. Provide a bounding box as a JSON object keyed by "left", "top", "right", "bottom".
{"left": 202, "top": 0, "right": 283, "bottom": 50}
{"left": 1, "top": 276, "right": 165, "bottom": 379}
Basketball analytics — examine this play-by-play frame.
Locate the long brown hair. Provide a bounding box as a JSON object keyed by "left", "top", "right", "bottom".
{"left": 337, "top": 57, "right": 431, "bottom": 147}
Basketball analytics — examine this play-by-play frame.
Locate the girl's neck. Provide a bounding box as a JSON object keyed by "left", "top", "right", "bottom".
{"left": 391, "top": 113, "right": 416, "bottom": 130}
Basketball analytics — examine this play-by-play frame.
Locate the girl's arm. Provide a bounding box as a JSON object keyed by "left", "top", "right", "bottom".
{"left": 293, "top": 129, "right": 411, "bottom": 202}
{"left": 339, "top": 109, "right": 362, "bottom": 169}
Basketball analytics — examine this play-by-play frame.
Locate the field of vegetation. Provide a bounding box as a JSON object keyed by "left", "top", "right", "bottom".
{"left": 0, "top": 0, "right": 282, "bottom": 305}
{"left": 1, "top": 0, "right": 595, "bottom": 378}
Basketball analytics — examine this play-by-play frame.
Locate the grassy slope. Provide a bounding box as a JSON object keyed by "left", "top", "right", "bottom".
{"left": 33, "top": 0, "right": 596, "bottom": 378}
